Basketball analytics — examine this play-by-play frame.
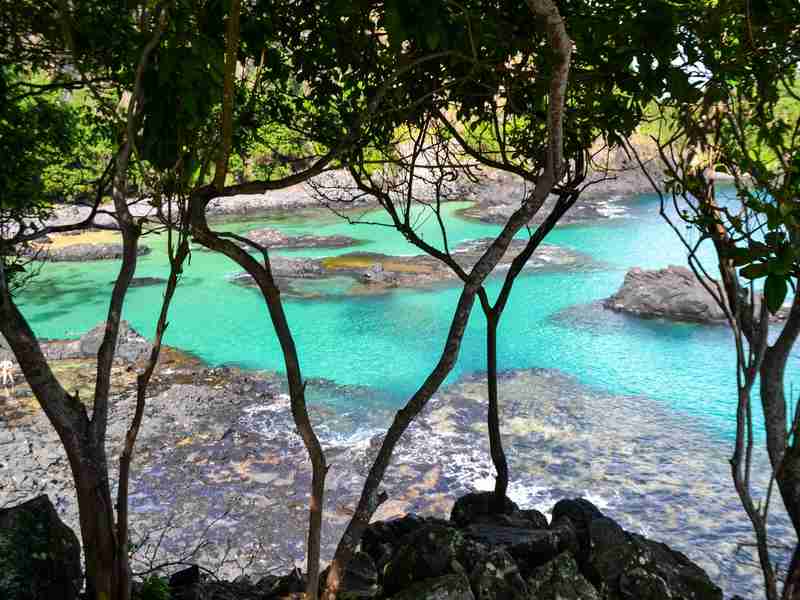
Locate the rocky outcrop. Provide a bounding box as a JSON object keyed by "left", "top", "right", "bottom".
{"left": 604, "top": 265, "right": 790, "bottom": 323}
{"left": 238, "top": 228, "right": 360, "bottom": 250}
{"left": 604, "top": 266, "right": 727, "bottom": 323}
{"left": 77, "top": 320, "right": 151, "bottom": 362}
{"left": 0, "top": 320, "right": 152, "bottom": 365}
{"left": 0, "top": 495, "right": 82, "bottom": 600}
{"left": 232, "top": 240, "right": 590, "bottom": 298}
{"left": 35, "top": 242, "right": 151, "bottom": 262}
{"left": 0, "top": 492, "right": 720, "bottom": 600}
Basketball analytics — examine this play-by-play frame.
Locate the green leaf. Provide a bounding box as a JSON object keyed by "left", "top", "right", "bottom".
{"left": 740, "top": 262, "right": 769, "bottom": 279}
{"left": 426, "top": 29, "right": 441, "bottom": 50}
{"left": 764, "top": 274, "right": 789, "bottom": 315}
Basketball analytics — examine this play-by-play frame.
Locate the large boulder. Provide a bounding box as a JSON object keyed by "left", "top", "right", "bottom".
{"left": 604, "top": 266, "right": 727, "bottom": 323}
{"left": 319, "top": 551, "right": 379, "bottom": 599}
{"left": 387, "top": 574, "right": 475, "bottom": 600}
{"left": 468, "top": 548, "right": 528, "bottom": 600}
{"left": 587, "top": 517, "right": 722, "bottom": 600}
{"left": 451, "top": 492, "right": 548, "bottom": 530}
{"left": 450, "top": 492, "right": 517, "bottom": 527}
{"left": 463, "top": 523, "right": 577, "bottom": 570}
{"left": 527, "top": 552, "right": 600, "bottom": 600}
{"left": 78, "top": 320, "right": 150, "bottom": 362}
{"left": 382, "top": 523, "right": 466, "bottom": 596}
{"left": 0, "top": 495, "right": 82, "bottom": 600}
{"left": 551, "top": 497, "right": 605, "bottom": 565}
{"left": 361, "top": 514, "right": 428, "bottom": 571}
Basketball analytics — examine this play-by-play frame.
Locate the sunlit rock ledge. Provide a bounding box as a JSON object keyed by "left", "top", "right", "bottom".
{"left": 230, "top": 239, "right": 593, "bottom": 298}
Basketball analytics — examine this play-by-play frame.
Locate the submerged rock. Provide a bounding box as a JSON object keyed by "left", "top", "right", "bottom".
{"left": 0, "top": 495, "right": 82, "bottom": 600}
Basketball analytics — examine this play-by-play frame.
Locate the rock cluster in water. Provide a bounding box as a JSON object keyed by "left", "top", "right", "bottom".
{"left": 231, "top": 239, "right": 590, "bottom": 298}
{"left": 604, "top": 266, "right": 727, "bottom": 323}
{"left": 604, "top": 265, "right": 791, "bottom": 323}
{"left": 237, "top": 227, "right": 360, "bottom": 250}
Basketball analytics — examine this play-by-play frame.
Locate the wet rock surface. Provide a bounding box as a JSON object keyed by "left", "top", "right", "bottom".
{"left": 231, "top": 239, "right": 592, "bottom": 298}
{"left": 158, "top": 495, "right": 720, "bottom": 599}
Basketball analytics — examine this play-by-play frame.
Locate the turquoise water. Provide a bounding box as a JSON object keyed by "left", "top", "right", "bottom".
{"left": 18, "top": 193, "right": 800, "bottom": 441}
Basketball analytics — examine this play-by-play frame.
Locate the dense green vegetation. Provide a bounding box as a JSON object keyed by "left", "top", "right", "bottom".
{"left": 1, "top": 1, "right": 798, "bottom": 599}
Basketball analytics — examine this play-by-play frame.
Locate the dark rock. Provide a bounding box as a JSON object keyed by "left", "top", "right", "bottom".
{"left": 386, "top": 573, "right": 475, "bottom": 600}
{"left": 78, "top": 320, "right": 150, "bottom": 362}
{"left": 604, "top": 266, "right": 726, "bottom": 323}
{"left": 121, "top": 277, "right": 167, "bottom": 288}
{"left": 382, "top": 523, "right": 466, "bottom": 595}
{"left": 517, "top": 509, "right": 549, "bottom": 530}
{"left": 587, "top": 518, "right": 723, "bottom": 600}
{"left": 551, "top": 497, "right": 604, "bottom": 564}
{"left": 0, "top": 495, "right": 82, "bottom": 600}
{"left": 319, "top": 551, "right": 379, "bottom": 599}
{"left": 169, "top": 565, "right": 200, "bottom": 588}
{"left": 552, "top": 497, "right": 604, "bottom": 527}
{"left": 527, "top": 552, "right": 600, "bottom": 600}
{"left": 39, "top": 243, "right": 151, "bottom": 262}
{"left": 261, "top": 568, "right": 305, "bottom": 596}
{"left": 468, "top": 548, "right": 528, "bottom": 600}
{"left": 463, "top": 524, "right": 577, "bottom": 570}
{"left": 361, "top": 514, "right": 427, "bottom": 570}
{"left": 450, "top": 492, "right": 518, "bottom": 527}
{"left": 605, "top": 266, "right": 791, "bottom": 323}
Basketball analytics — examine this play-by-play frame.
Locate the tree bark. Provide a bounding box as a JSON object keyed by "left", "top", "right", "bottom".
{"left": 322, "top": 3, "right": 572, "bottom": 595}
{"left": 189, "top": 201, "right": 327, "bottom": 600}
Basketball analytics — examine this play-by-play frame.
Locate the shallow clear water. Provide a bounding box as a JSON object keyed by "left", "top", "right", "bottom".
{"left": 16, "top": 189, "right": 800, "bottom": 596}
{"left": 19, "top": 192, "right": 799, "bottom": 442}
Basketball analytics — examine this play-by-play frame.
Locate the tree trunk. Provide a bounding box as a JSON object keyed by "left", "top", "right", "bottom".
{"left": 189, "top": 206, "right": 327, "bottom": 599}
{"left": 484, "top": 311, "right": 508, "bottom": 512}
{"left": 70, "top": 442, "right": 119, "bottom": 600}
{"left": 783, "top": 543, "right": 800, "bottom": 600}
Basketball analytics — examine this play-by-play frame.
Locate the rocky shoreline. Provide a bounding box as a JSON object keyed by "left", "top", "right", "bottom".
{"left": 0, "top": 323, "right": 791, "bottom": 598}
{"left": 231, "top": 239, "right": 592, "bottom": 298}
{"left": 33, "top": 158, "right": 662, "bottom": 239}
{"left": 2, "top": 491, "right": 725, "bottom": 600}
